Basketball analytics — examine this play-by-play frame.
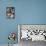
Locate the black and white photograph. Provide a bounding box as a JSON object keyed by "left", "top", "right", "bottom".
{"left": 18, "top": 25, "right": 46, "bottom": 46}
{"left": 6, "top": 7, "right": 15, "bottom": 19}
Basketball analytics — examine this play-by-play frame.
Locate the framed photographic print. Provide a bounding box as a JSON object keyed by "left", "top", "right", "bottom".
{"left": 18, "top": 24, "right": 46, "bottom": 41}
{"left": 6, "top": 7, "right": 15, "bottom": 19}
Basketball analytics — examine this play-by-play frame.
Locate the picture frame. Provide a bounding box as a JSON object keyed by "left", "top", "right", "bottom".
{"left": 6, "top": 7, "right": 15, "bottom": 19}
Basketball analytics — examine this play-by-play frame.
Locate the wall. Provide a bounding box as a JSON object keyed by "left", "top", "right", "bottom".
{"left": 16, "top": 0, "right": 46, "bottom": 24}
{"left": 0, "top": 0, "right": 46, "bottom": 44}
{"left": 0, "top": 0, "right": 18, "bottom": 44}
